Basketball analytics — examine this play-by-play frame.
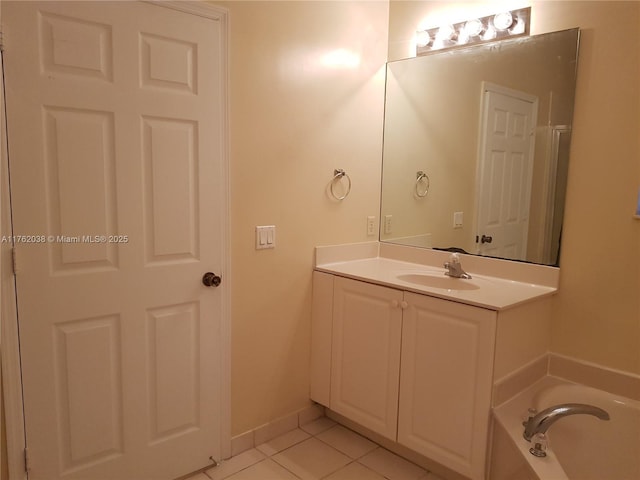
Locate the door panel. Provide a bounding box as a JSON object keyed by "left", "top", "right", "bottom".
{"left": 3, "top": 1, "right": 226, "bottom": 478}
{"left": 44, "top": 107, "right": 119, "bottom": 271}
{"left": 142, "top": 116, "right": 200, "bottom": 263}
{"left": 140, "top": 33, "right": 197, "bottom": 94}
{"left": 39, "top": 11, "right": 114, "bottom": 81}
{"left": 147, "top": 302, "right": 201, "bottom": 443}
{"left": 55, "top": 315, "right": 124, "bottom": 470}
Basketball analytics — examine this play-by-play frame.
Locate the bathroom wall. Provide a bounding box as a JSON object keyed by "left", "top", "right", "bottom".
{"left": 388, "top": 1, "right": 640, "bottom": 375}
{"left": 0, "top": 1, "right": 635, "bottom": 464}
{"left": 215, "top": 1, "right": 389, "bottom": 435}
{"left": 541, "top": 1, "right": 640, "bottom": 375}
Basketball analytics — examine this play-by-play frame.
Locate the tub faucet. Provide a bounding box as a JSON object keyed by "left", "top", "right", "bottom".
{"left": 523, "top": 403, "right": 610, "bottom": 441}
{"left": 443, "top": 253, "right": 472, "bottom": 279}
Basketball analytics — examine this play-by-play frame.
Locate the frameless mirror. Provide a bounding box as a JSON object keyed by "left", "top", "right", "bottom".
{"left": 380, "top": 28, "right": 580, "bottom": 266}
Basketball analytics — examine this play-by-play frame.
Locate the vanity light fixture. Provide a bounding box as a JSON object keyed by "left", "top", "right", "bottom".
{"left": 416, "top": 7, "right": 530, "bottom": 56}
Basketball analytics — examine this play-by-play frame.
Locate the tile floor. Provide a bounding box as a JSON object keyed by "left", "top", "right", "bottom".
{"left": 185, "top": 417, "right": 445, "bottom": 480}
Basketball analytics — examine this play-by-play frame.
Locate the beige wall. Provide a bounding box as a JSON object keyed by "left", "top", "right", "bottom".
{"left": 217, "top": 1, "right": 389, "bottom": 435}
{"left": 543, "top": 2, "right": 639, "bottom": 374}
{"left": 388, "top": 1, "right": 640, "bottom": 375}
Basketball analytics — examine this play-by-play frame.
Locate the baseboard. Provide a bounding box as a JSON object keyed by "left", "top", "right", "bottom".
{"left": 229, "top": 403, "right": 325, "bottom": 458}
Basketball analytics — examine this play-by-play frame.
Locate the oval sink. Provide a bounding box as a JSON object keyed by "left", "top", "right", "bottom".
{"left": 397, "top": 273, "right": 480, "bottom": 291}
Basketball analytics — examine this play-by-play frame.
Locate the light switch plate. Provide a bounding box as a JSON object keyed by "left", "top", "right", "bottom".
{"left": 453, "top": 211, "right": 463, "bottom": 228}
{"left": 256, "top": 225, "right": 275, "bottom": 250}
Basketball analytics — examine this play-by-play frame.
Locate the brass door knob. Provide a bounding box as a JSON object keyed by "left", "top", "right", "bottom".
{"left": 202, "top": 272, "right": 222, "bottom": 287}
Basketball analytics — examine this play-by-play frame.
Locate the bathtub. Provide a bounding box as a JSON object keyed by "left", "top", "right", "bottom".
{"left": 491, "top": 377, "right": 640, "bottom": 480}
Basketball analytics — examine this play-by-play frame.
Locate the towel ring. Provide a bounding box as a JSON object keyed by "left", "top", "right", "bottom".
{"left": 416, "top": 171, "right": 430, "bottom": 198}
{"left": 330, "top": 169, "right": 351, "bottom": 201}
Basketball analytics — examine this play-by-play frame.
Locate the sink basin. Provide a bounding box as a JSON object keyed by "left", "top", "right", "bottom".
{"left": 397, "top": 273, "right": 480, "bottom": 291}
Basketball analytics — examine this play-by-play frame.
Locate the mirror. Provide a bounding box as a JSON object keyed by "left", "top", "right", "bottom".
{"left": 380, "top": 28, "right": 580, "bottom": 266}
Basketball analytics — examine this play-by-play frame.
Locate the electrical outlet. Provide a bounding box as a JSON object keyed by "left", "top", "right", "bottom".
{"left": 367, "top": 216, "right": 376, "bottom": 236}
{"left": 384, "top": 215, "right": 392, "bottom": 234}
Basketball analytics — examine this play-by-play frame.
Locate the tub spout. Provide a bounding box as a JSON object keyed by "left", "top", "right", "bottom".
{"left": 523, "top": 403, "right": 610, "bottom": 441}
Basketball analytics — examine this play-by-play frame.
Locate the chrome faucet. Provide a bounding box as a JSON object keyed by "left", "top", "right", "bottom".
{"left": 443, "top": 253, "right": 472, "bottom": 279}
{"left": 523, "top": 403, "right": 610, "bottom": 441}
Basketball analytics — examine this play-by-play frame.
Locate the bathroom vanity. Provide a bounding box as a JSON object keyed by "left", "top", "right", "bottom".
{"left": 310, "top": 242, "right": 558, "bottom": 480}
{"left": 310, "top": 22, "right": 579, "bottom": 480}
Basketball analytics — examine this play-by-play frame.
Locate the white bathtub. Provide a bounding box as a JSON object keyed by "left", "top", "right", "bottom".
{"left": 492, "top": 377, "right": 640, "bottom": 480}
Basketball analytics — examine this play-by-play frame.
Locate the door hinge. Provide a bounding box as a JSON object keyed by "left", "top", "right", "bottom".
{"left": 24, "top": 447, "right": 30, "bottom": 472}
{"left": 12, "top": 246, "right": 18, "bottom": 275}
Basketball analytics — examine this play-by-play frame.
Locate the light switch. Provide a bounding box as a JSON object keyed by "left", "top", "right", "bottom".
{"left": 256, "top": 225, "right": 275, "bottom": 250}
{"left": 453, "top": 211, "right": 463, "bottom": 229}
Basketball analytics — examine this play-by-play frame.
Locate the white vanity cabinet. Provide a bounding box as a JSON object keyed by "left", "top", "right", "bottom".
{"left": 311, "top": 271, "right": 497, "bottom": 480}
{"left": 398, "top": 292, "right": 496, "bottom": 480}
{"left": 330, "top": 275, "right": 403, "bottom": 440}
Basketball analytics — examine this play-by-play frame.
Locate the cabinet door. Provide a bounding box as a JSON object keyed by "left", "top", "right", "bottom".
{"left": 398, "top": 293, "right": 496, "bottom": 480}
{"left": 331, "top": 277, "right": 403, "bottom": 440}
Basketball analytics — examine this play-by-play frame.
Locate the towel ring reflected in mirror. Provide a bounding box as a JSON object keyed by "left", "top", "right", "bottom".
{"left": 330, "top": 169, "right": 352, "bottom": 201}
{"left": 416, "top": 171, "right": 430, "bottom": 198}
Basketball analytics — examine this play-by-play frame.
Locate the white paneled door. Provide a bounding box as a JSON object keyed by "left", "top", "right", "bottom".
{"left": 3, "top": 1, "right": 227, "bottom": 479}
{"left": 476, "top": 83, "right": 537, "bottom": 261}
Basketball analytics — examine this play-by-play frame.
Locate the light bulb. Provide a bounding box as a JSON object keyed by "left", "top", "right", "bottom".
{"left": 436, "top": 24, "right": 456, "bottom": 42}
{"left": 457, "top": 31, "right": 470, "bottom": 45}
{"left": 509, "top": 17, "right": 526, "bottom": 35}
{"left": 463, "top": 19, "right": 484, "bottom": 37}
{"left": 431, "top": 39, "right": 445, "bottom": 50}
{"left": 483, "top": 26, "right": 497, "bottom": 41}
{"left": 493, "top": 11, "right": 514, "bottom": 31}
{"left": 416, "top": 30, "right": 431, "bottom": 48}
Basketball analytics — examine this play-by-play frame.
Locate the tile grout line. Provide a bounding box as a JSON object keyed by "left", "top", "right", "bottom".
{"left": 193, "top": 415, "right": 438, "bottom": 480}
{"left": 273, "top": 421, "right": 387, "bottom": 480}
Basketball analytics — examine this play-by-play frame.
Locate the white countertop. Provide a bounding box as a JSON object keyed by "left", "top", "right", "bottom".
{"left": 315, "top": 245, "right": 557, "bottom": 311}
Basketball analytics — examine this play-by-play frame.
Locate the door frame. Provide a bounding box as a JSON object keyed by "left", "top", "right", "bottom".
{"left": 473, "top": 81, "right": 538, "bottom": 258}
{"left": 541, "top": 125, "right": 571, "bottom": 265}
{"left": 1, "top": 11, "right": 27, "bottom": 475}
{"left": 0, "top": 2, "right": 231, "bottom": 477}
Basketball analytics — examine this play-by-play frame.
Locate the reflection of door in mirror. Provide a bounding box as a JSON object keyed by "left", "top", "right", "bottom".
{"left": 476, "top": 83, "right": 538, "bottom": 261}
